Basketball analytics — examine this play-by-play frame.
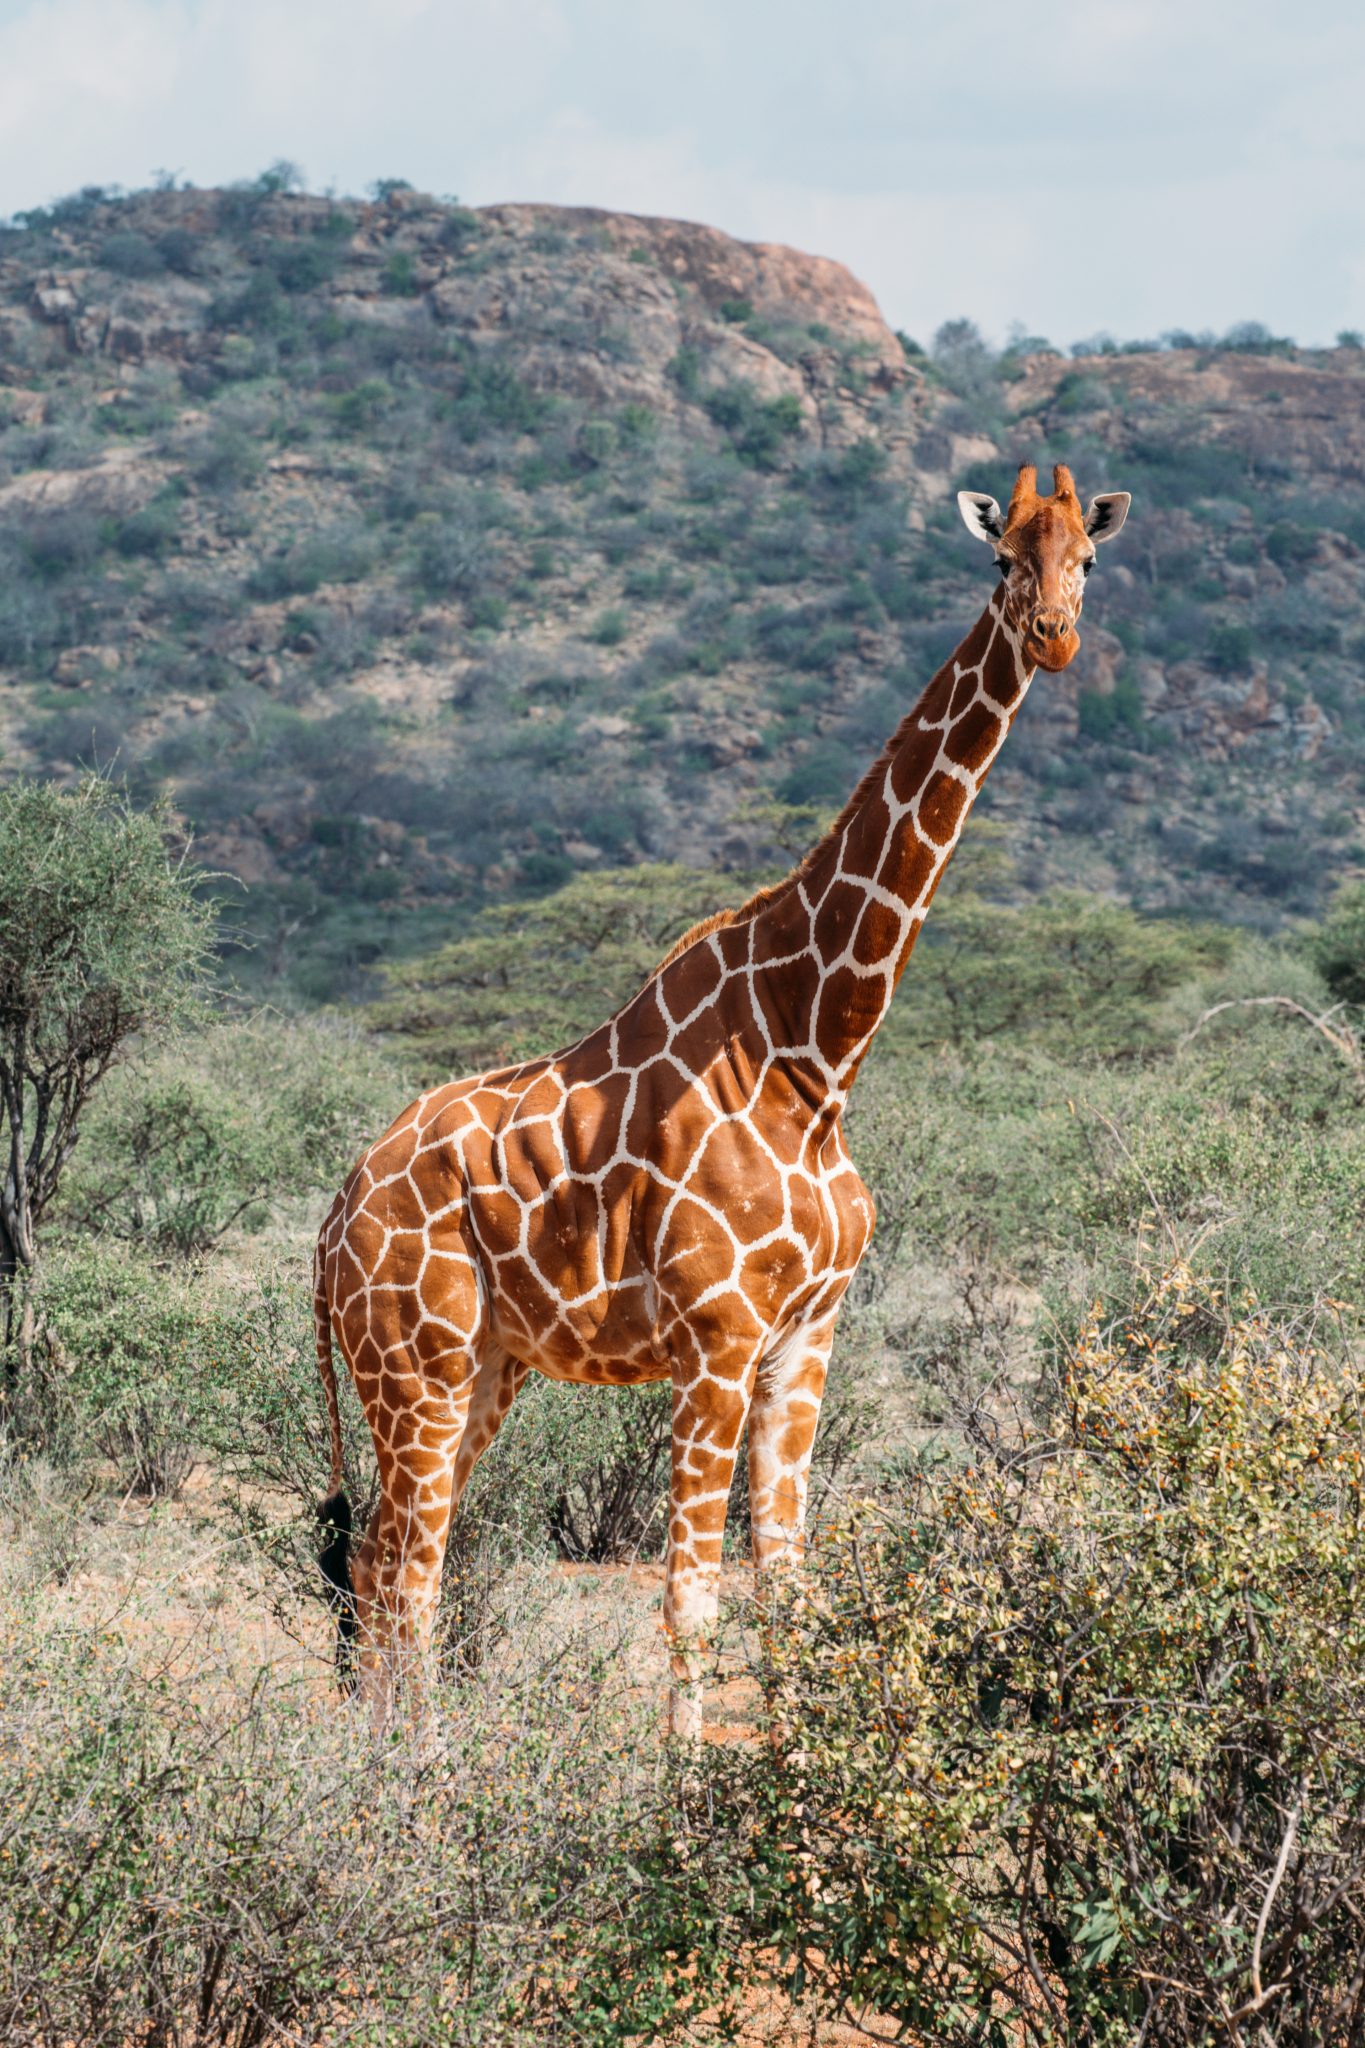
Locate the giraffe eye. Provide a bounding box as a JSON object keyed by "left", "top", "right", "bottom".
{"left": 995, "top": 557, "right": 1012, "bottom": 578}
{"left": 1082, "top": 558, "right": 1095, "bottom": 577}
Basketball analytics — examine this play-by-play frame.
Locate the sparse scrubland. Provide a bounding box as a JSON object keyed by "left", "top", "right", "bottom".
{"left": 1, "top": 783, "right": 1362, "bottom": 2042}
{"left": 1, "top": 169, "right": 1364, "bottom": 2045}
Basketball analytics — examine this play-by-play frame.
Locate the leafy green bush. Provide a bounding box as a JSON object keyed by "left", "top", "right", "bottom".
{"left": 1207, "top": 620, "right": 1255, "bottom": 673}
{"left": 586, "top": 1270, "right": 1365, "bottom": 2046}
{"left": 107, "top": 493, "right": 181, "bottom": 559}
{"left": 189, "top": 425, "right": 262, "bottom": 491}
{"left": 900, "top": 889, "right": 1232, "bottom": 1056}
{"left": 0, "top": 776, "right": 212, "bottom": 1360}
{"left": 406, "top": 501, "right": 497, "bottom": 599}
{"left": 60, "top": 1013, "right": 402, "bottom": 1255}
{"left": 261, "top": 232, "right": 343, "bottom": 294}
{"left": 245, "top": 524, "right": 374, "bottom": 600}
{"left": 588, "top": 606, "right": 628, "bottom": 646}
{"left": 1077, "top": 675, "right": 1143, "bottom": 739}
{"left": 96, "top": 228, "right": 165, "bottom": 276}
{"left": 1313, "top": 879, "right": 1365, "bottom": 1007}
{"left": 1265, "top": 519, "right": 1319, "bottom": 568}
{"left": 15, "top": 508, "right": 102, "bottom": 579}
{"left": 382, "top": 250, "right": 419, "bottom": 297}
{"left": 538, "top": 1381, "right": 671, "bottom": 1564}
{"left": 703, "top": 383, "right": 804, "bottom": 467}
{"left": 449, "top": 355, "right": 551, "bottom": 441}
{"left": 32, "top": 1239, "right": 211, "bottom": 1493}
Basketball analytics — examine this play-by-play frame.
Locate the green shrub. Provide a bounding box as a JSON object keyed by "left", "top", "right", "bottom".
{"left": 17, "top": 508, "right": 101, "bottom": 579}
{"left": 382, "top": 250, "right": 420, "bottom": 296}
{"left": 262, "top": 234, "right": 341, "bottom": 294}
{"left": 449, "top": 356, "right": 551, "bottom": 441}
{"left": 703, "top": 383, "right": 804, "bottom": 467}
{"left": 1207, "top": 620, "right": 1255, "bottom": 673}
{"left": 900, "top": 890, "right": 1232, "bottom": 1055}
{"left": 1076, "top": 678, "right": 1137, "bottom": 739}
{"left": 32, "top": 1240, "right": 211, "bottom": 1493}
{"left": 330, "top": 377, "right": 391, "bottom": 434}
{"left": 96, "top": 229, "right": 165, "bottom": 277}
{"left": 588, "top": 606, "right": 628, "bottom": 646}
{"left": 189, "top": 425, "right": 262, "bottom": 491}
{"left": 60, "top": 1013, "right": 402, "bottom": 1256}
{"left": 107, "top": 493, "right": 181, "bottom": 559}
{"left": 245, "top": 524, "right": 374, "bottom": 599}
{"left": 439, "top": 206, "right": 482, "bottom": 251}
{"left": 1313, "top": 879, "right": 1365, "bottom": 1007}
{"left": 155, "top": 224, "right": 201, "bottom": 275}
{"left": 823, "top": 437, "right": 888, "bottom": 497}
{"left": 586, "top": 1270, "right": 1365, "bottom": 2045}
{"left": 540, "top": 1382, "right": 671, "bottom": 1563}
{"left": 1265, "top": 519, "right": 1319, "bottom": 567}
{"left": 0, "top": 776, "right": 211, "bottom": 1361}
{"left": 407, "top": 502, "right": 496, "bottom": 599}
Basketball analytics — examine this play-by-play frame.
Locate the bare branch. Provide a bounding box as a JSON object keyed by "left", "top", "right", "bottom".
{"left": 1181, "top": 994, "right": 1363, "bottom": 1083}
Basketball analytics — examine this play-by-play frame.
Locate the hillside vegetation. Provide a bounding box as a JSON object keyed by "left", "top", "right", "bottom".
{"left": 0, "top": 172, "right": 1362, "bottom": 1001}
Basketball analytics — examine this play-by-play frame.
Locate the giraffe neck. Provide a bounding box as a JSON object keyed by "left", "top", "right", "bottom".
{"left": 745, "top": 592, "right": 1034, "bottom": 1097}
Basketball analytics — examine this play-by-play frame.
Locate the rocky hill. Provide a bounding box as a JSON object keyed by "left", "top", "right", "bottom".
{"left": 0, "top": 176, "right": 1361, "bottom": 998}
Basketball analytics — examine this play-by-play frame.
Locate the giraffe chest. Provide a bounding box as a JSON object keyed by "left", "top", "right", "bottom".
{"left": 455, "top": 1067, "right": 872, "bottom": 1378}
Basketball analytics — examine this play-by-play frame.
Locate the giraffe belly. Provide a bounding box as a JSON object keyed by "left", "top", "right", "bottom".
{"left": 485, "top": 1243, "right": 673, "bottom": 1387}
{"left": 525, "top": 1348, "right": 672, "bottom": 1388}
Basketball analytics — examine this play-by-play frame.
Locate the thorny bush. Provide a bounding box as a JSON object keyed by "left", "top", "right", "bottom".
{"left": 577, "top": 1267, "right": 1365, "bottom": 2047}
{"left": 0, "top": 1614, "right": 657, "bottom": 2048}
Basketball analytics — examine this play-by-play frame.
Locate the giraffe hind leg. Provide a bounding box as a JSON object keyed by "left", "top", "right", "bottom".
{"left": 433, "top": 1344, "right": 530, "bottom": 1678}
{"left": 354, "top": 1356, "right": 479, "bottom": 1724}
{"left": 329, "top": 1243, "right": 490, "bottom": 1722}
{"left": 448, "top": 1343, "right": 531, "bottom": 1517}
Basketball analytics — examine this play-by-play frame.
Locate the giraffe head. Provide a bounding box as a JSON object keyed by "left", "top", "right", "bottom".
{"left": 957, "top": 463, "right": 1130, "bottom": 672}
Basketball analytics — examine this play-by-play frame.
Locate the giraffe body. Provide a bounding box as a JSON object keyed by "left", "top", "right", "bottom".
{"left": 314, "top": 465, "right": 1129, "bottom": 1735}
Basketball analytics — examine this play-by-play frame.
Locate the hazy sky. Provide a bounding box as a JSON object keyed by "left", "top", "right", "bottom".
{"left": 0, "top": 0, "right": 1361, "bottom": 348}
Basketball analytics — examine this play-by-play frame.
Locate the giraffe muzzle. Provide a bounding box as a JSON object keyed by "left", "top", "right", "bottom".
{"left": 1026, "top": 610, "right": 1079, "bottom": 671}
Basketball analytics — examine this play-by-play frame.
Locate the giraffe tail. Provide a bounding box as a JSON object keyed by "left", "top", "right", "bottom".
{"left": 314, "top": 1226, "right": 357, "bottom": 1688}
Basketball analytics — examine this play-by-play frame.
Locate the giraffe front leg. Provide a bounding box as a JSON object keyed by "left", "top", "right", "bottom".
{"left": 664, "top": 1358, "right": 755, "bottom": 1743}
{"left": 748, "top": 1312, "right": 838, "bottom": 1573}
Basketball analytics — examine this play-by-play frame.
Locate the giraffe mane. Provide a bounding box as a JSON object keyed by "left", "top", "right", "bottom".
{"left": 652, "top": 698, "right": 928, "bottom": 973}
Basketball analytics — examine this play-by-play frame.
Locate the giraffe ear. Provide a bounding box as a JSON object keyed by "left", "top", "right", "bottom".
{"left": 957, "top": 491, "right": 1005, "bottom": 544}
{"left": 1084, "top": 492, "right": 1131, "bottom": 542}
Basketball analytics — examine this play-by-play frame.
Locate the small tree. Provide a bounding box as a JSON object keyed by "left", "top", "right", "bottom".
{"left": 0, "top": 777, "right": 211, "bottom": 1366}
{"left": 372, "top": 863, "right": 759, "bottom": 1076}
